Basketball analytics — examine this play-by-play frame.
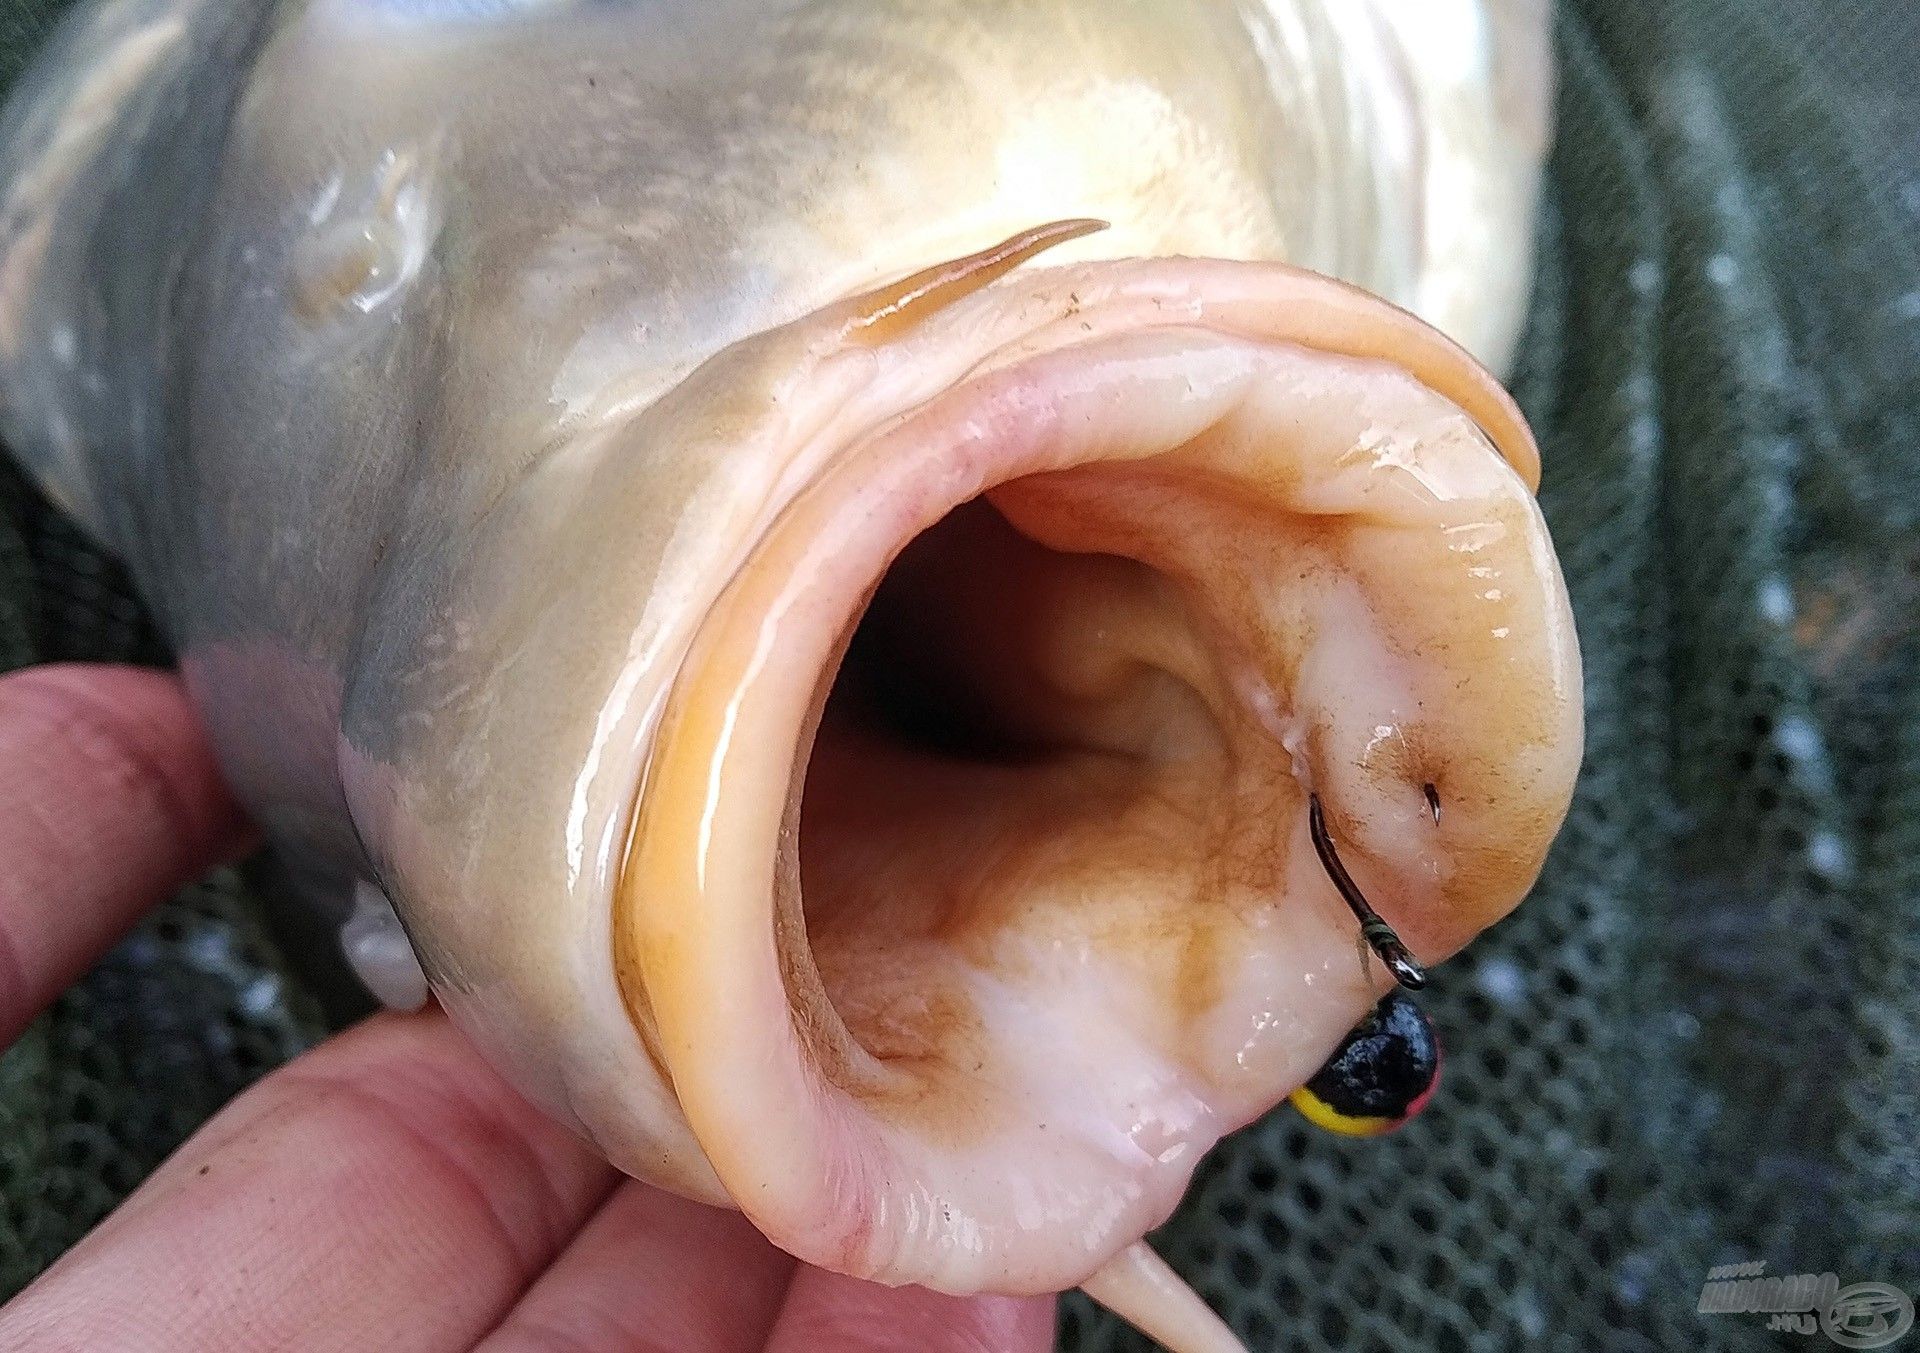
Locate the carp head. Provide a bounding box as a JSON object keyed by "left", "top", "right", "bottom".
{"left": 0, "top": 1, "right": 1576, "bottom": 1346}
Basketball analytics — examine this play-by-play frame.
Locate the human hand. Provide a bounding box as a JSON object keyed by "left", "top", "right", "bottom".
{"left": 0, "top": 663, "right": 1056, "bottom": 1351}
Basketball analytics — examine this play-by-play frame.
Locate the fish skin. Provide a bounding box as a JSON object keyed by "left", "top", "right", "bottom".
{"left": 0, "top": 0, "right": 1549, "bottom": 540}
{"left": 0, "top": 0, "right": 1567, "bottom": 1305}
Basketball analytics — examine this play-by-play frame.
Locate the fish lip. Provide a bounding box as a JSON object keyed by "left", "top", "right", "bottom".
{"left": 601, "top": 252, "right": 1551, "bottom": 1292}
{"left": 613, "top": 329, "right": 1228, "bottom": 1289}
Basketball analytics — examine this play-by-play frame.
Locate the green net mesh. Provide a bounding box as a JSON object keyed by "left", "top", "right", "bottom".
{"left": 1, "top": 0, "right": 1915, "bottom": 1345}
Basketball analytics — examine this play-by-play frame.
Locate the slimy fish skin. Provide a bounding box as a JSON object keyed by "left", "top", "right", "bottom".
{"left": 0, "top": 3, "right": 1576, "bottom": 1349}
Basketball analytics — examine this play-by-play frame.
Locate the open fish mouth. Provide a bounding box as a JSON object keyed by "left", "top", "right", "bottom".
{"left": 612, "top": 232, "right": 1581, "bottom": 1297}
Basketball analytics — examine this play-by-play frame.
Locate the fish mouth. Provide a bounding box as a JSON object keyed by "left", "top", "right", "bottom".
{"left": 612, "top": 256, "right": 1579, "bottom": 1295}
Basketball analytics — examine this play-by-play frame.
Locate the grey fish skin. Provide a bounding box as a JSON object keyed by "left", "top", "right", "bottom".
{"left": 0, "top": 0, "right": 1572, "bottom": 1323}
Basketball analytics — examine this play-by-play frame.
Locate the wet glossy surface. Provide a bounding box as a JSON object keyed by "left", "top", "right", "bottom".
{"left": 621, "top": 271, "right": 1577, "bottom": 1298}
{"left": 0, "top": 1, "right": 1570, "bottom": 1344}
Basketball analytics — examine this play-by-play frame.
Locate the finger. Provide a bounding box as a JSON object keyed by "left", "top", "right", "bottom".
{"left": 478, "top": 1179, "right": 795, "bottom": 1353}
{"left": 765, "top": 1269, "right": 1056, "bottom": 1353}
{"left": 0, "top": 1011, "right": 617, "bottom": 1352}
{"left": 0, "top": 663, "right": 251, "bottom": 1045}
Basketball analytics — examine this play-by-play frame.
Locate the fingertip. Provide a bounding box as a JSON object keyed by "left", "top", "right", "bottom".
{"left": 477, "top": 1179, "right": 795, "bottom": 1353}
{"left": 1, "top": 1007, "right": 617, "bottom": 1353}
{"left": 0, "top": 662, "right": 249, "bottom": 1043}
{"left": 3, "top": 661, "right": 245, "bottom": 843}
{"left": 766, "top": 1267, "right": 1056, "bottom": 1353}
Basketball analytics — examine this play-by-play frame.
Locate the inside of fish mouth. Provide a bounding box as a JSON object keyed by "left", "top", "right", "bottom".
{"left": 784, "top": 467, "right": 1314, "bottom": 1113}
